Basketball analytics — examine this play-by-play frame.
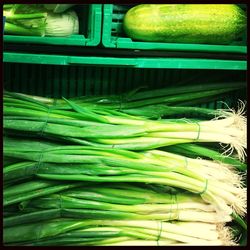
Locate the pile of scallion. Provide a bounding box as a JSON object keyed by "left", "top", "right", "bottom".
{"left": 3, "top": 4, "right": 79, "bottom": 37}
{"left": 3, "top": 84, "right": 247, "bottom": 246}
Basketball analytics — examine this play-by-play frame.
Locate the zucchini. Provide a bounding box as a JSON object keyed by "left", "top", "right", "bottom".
{"left": 123, "top": 4, "right": 246, "bottom": 44}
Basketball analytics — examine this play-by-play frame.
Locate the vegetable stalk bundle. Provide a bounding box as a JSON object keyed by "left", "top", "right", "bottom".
{"left": 4, "top": 137, "right": 246, "bottom": 216}
{"left": 4, "top": 182, "right": 237, "bottom": 246}
{"left": 3, "top": 87, "right": 247, "bottom": 246}
{"left": 6, "top": 81, "right": 246, "bottom": 118}
{"left": 3, "top": 90, "right": 247, "bottom": 161}
{"left": 4, "top": 219, "right": 235, "bottom": 246}
{"left": 4, "top": 181, "right": 233, "bottom": 227}
{"left": 3, "top": 4, "right": 79, "bottom": 37}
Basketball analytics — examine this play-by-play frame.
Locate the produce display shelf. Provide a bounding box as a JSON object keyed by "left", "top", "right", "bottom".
{"left": 3, "top": 52, "right": 247, "bottom": 70}
{"left": 3, "top": 3, "right": 247, "bottom": 246}
{"left": 4, "top": 4, "right": 102, "bottom": 46}
{"left": 102, "top": 4, "right": 247, "bottom": 54}
{"left": 4, "top": 62, "right": 246, "bottom": 105}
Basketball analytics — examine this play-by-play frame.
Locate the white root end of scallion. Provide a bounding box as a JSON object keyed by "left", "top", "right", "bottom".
{"left": 201, "top": 192, "right": 233, "bottom": 216}
{"left": 230, "top": 187, "right": 247, "bottom": 216}
{"left": 211, "top": 100, "right": 247, "bottom": 161}
{"left": 217, "top": 223, "right": 237, "bottom": 246}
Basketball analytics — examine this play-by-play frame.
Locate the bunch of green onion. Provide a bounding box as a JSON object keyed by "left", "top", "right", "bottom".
{"left": 3, "top": 88, "right": 247, "bottom": 161}
{"left": 3, "top": 4, "right": 79, "bottom": 37}
{"left": 9, "top": 81, "right": 246, "bottom": 119}
{"left": 4, "top": 182, "right": 239, "bottom": 246}
{"left": 4, "top": 219, "right": 236, "bottom": 246}
{"left": 3, "top": 137, "right": 246, "bottom": 217}
{"left": 3, "top": 85, "right": 247, "bottom": 246}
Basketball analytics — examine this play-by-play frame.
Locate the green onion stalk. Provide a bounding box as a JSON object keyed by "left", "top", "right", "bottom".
{"left": 3, "top": 179, "right": 84, "bottom": 207}
{"left": 3, "top": 88, "right": 246, "bottom": 246}
{"left": 3, "top": 4, "right": 79, "bottom": 37}
{"left": 5, "top": 81, "right": 245, "bottom": 109}
{"left": 3, "top": 219, "right": 236, "bottom": 246}
{"left": 4, "top": 80, "right": 246, "bottom": 122}
{"left": 4, "top": 82, "right": 246, "bottom": 121}
{"left": 3, "top": 137, "right": 246, "bottom": 216}
{"left": 3, "top": 92, "right": 247, "bottom": 161}
{"left": 4, "top": 182, "right": 233, "bottom": 228}
{"left": 163, "top": 143, "right": 247, "bottom": 171}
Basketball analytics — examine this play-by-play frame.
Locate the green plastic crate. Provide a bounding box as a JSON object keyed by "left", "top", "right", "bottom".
{"left": 3, "top": 4, "right": 102, "bottom": 46}
{"left": 102, "top": 4, "right": 247, "bottom": 53}
{"left": 3, "top": 52, "right": 247, "bottom": 70}
{"left": 3, "top": 63, "right": 246, "bottom": 110}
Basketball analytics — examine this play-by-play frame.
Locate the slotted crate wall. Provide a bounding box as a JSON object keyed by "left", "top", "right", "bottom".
{"left": 102, "top": 4, "right": 247, "bottom": 53}
{"left": 4, "top": 4, "right": 102, "bottom": 46}
{"left": 4, "top": 63, "right": 246, "bottom": 109}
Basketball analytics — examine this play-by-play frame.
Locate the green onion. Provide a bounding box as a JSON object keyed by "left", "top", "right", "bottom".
{"left": 164, "top": 143, "right": 247, "bottom": 171}
{"left": 4, "top": 92, "right": 247, "bottom": 161}
{"left": 3, "top": 88, "right": 246, "bottom": 246}
{"left": 4, "top": 219, "right": 235, "bottom": 246}
{"left": 3, "top": 137, "right": 246, "bottom": 216}
{"left": 3, "top": 4, "right": 79, "bottom": 37}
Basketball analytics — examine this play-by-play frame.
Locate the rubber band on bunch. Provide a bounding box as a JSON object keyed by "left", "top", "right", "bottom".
{"left": 39, "top": 99, "right": 57, "bottom": 137}
{"left": 118, "top": 94, "right": 126, "bottom": 111}
{"left": 156, "top": 221, "right": 163, "bottom": 246}
{"left": 36, "top": 99, "right": 57, "bottom": 173}
{"left": 174, "top": 193, "right": 179, "bottom": 221}
{"left": 178, "top": 119, "right": 201, "bottom": 141}
{"left": 194, "top": 122, "right": 201, "bottom": 141}
{"left": 197, "top": 179, "right": 208, "bottom": 195}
